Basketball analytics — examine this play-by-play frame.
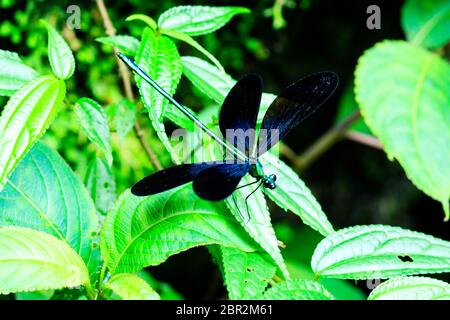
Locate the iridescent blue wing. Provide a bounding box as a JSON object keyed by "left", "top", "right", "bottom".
{"left": 219, "top": 74, "right": 263, "bottom": 157}
{"left": 193, "top": 162, "right": 250, "bottom": 201}
{"left": 257, "top": 72, "right": 338, "bottom": 155}
{"left": 131, "top": 162, "right": 217, "bottom": 196}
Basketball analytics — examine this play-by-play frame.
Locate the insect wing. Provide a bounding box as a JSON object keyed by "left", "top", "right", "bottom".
{"left": 193, "top": 162, "right": 250, "bottom": 201}
{"left": 257, "top": 72, "right": 338, "bottom": 155}
{"left": 219, "top": 74, "right": 263, "bottom": 157}
{"left": 131, "top": 162, "right": 217, "bottom": 196}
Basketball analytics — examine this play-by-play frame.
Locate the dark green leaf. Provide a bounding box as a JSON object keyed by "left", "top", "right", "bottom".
{"left": 401, "top": 0, "right": 450, "bottom": 48}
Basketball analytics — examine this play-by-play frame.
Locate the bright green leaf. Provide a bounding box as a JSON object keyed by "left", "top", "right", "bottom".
{"left": 75, "top": 97, "right": 113, "bottom": 166}
{"left": 182, "top": 55, "right": 234, "bottom": 103}
{"left": 101, "top": 185, "right": 257, "bottom": 274}
{"left": 84, "top": 157, "right": 116, "bottom": 215}
{"left": 261, "top": 279, "right": 334, "bottom": 300}
{"left": 42, "top": 21, "right": 75, "bottom": 80}
{"left": 355, "top": 41, "right": 450, "bottom": 219}
{"left": 401, "top": 0, "right": 450, "bottom": 48}
{"left": 0, "top": 226, "right": 89, "bottom": 295}
{"left": 261, "top": 152, "right": 334, "bottom": 236}
{"left": 312, "top": 225, "right": 450, "bottom": 279}
{"left": 105, "top": 273, "right": 160, "bottom": 300}
{"left": 96, "top": 35, "right": 140, "bottom": 57}
{"left": 135, "top": 28, "right": 182, "bottom": 163}
{"left": 126, "top": 14, "right": 157, "bottom": 31}
{"left": 161, "top": 29, "right": 225, "bottom": 73}
{"left": 0, "top": 142, "right": 100, "bottom": 281}
{"left": 0, "top": 76, "right": 65, "bottom": 191}
{"left": 368, "top": 276, "right": 450, "bottom": 300}
{"left": 220, "top": 247, "right": 277, "bottom": 299}
{"left": 158, "top": 5, "right": 250, "bottom": 36}
{"left": 0, "top": 49, "right": 39, "bottom": 96}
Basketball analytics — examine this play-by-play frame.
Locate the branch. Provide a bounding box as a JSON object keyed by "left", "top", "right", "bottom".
{"left": 95, "top": 0, "right": 162, "bottom": 170}
{"left": 345, "top": 131, "right": 383, "bottom": 149}
{"left": 290, "top": 110, "right": 362, "bottom": 171}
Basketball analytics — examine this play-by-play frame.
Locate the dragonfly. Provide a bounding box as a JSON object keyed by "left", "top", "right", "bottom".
{"left": 117, "top": 52, "right": 338, "bottom": 218}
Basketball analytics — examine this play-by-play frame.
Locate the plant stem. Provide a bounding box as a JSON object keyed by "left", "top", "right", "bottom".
{"left": 95, "top": 0, "right": 162, "bottom": 170}
{"left": 291, "top": 110, "right": 362, "bottom": 171}
{"left": 345, "top": 131, "right": 383, "bottom": 149}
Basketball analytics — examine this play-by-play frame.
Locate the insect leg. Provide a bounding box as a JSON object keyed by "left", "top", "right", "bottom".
{"left": 234, "top": 179, "right": 260, "bottom": 191}
{"left": 243, "top": 181, "right": 264, "bottom": 224}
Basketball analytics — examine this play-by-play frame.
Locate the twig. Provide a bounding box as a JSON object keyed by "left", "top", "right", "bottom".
{"left": 345, "top": 131, "right": 383, "bottom": 150}
{"left": 291, "top": 110, "right": 361, "bottom": 171}
{"left": 95, "top": 0, "right": 162, "bottom": 170}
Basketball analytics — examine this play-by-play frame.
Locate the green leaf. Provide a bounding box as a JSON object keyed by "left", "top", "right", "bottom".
{"left": 84, "top": 157, "right": 116, "bottom": 216}
{"left": 106, "top": 99, "right": 137, "bottom": 142}
{"left": 42, "top": 21, "right": 75, "bottom": 80}
{"left": 75, "top": 97, "right": 113, "bottom": 166}
{"left": 181, "top": 56, "right": 276, "bottom": 123}
{"left": 0, "top": 142, "right": 100, "bottom": 281}
{"left": 401, "top": 0, "right": 450, "bottom": 48}
{"left": 105, "top": 273, "right": 160, "bottom": 300}
{"left": 182, "top": 55, "right": 234, "bottom": 103}
{"left": 0, "top": 49, "right": 39, "bottom": 96}
{"left": 101, "top": 185, "right": 257, "bottom": 274}
{"left": 0, "top": 76, "right": 65, "bottom": 191}
{"left": 126, "top": 14, "right": 157, "bottom": 31}
{"left": 355, "top": 40, "right": 450, "bottom": 219}
{"left": 161, "top": 29, "right": 225, "bottom": 73}
{"left": 219, "top": 247, "right": 277, "bottom": 299}
{"left": 261, "top": 279, "right": 334, "bottom": 300}
{"left": 158, "top": 5, "right": 250, "bottom": 36}
{"left": 226, "top": 177, "right": 289, "bottom": 278}
{"left": 96, "top": 35, "right": 140, "bottom": 56}
{"left": 368, "top": 276, "right": 450, "bottom": 300}
{"left": 311, "top": 225, "right": 450, "bottom": 279}
{"left": 135, "top": 28, "right": 182, "bottom": 163}
{"left": 261, "top": 152, "right": 334, "bottom": 236}
{"left": 0, "top": 226, "right": 89, "bottom": 295}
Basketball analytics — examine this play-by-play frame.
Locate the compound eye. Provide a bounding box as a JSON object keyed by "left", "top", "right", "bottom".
{"left": 270, "top": 174, "right": 277, "bottom": 182}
